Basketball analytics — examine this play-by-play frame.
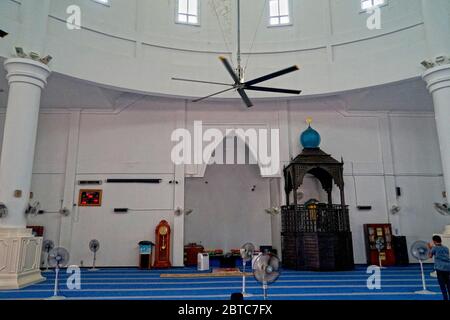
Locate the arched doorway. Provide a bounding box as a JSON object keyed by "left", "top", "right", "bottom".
{"left": 185, "top": 164, "right": 272, "bottom": 252}
{"left": 184, "top": 135, "right": 274, "bottom": 252}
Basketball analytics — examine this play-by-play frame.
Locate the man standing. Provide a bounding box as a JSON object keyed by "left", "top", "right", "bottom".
{"left": 429, "top": 235, "right": 450, "bottom": 300}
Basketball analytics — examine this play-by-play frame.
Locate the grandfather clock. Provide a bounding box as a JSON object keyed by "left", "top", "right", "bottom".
{"left": 154, "top": 220, "right": 171, "bottom": 268}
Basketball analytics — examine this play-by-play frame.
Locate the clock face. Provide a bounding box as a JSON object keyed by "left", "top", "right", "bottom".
{"left": 159, "top": 226, "right": 168, "bottom": 236}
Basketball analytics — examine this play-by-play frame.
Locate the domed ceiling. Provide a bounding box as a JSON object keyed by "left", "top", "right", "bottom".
{"left": 0, "top": 0, "right": 434, "bottom": 102}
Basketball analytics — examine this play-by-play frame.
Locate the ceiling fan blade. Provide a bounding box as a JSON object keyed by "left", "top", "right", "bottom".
{"left": 219, "top": 56, "right": 240, "bottom": 84}
{"left": 192, "top": 87, "right": 236, "bottom": 103}
{"left": 237, "top": 89, "right": 253, "bottom": 108}
{"left": 172, "top": 77, "right": 234, "bottom": 87}
{"left": 244, "top": 65, "right": 299, "bottom": 86}
{"left": 245, "top": 86, "right": 302, "bottom": 95}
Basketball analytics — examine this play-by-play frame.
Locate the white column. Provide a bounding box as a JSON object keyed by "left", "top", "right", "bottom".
{"left": 378, "top": 114, "right": 401, "bottom": 235}
{"left": 423, "top": 65, "right": 450, "bottom": 202}
{"left": 0, "top": 58, "right": 51, "bottom": 289}
{"left": 172, "top": 104, "right": 186, "bottom": 267}
{"left": 59, "top": 110, "right": 81, "bottom": 250}
{"left": 0, "top": 58, "right": 51, "bottom": 228}
{"left": 421, "top": 0, "right": 450, "bottom": 207}
{"left": 272, "top": 105, "right": 290, "bottom": 258}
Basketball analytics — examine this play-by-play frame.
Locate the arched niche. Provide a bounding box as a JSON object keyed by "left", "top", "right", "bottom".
{"left": 184, "top": 163, "right": 273, "bottom": 252}
{"left": 184, "top": 127, "right": 282, "bottom": 253}
{"left": 188, "top": 126, "right": 280, "bottom": 178}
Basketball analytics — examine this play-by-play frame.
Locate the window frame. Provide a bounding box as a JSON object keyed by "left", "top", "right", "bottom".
{"left": 360, "top": 0, "right": 388, "bottom": 13}
{"left": 175, "top": 0, "right": 201, "bottom": 27}
{"left": 267, "top": 0, "right": 293, "bottom": 28}
{"left": 92, "top": 0, "right": 111, "bottom": 7}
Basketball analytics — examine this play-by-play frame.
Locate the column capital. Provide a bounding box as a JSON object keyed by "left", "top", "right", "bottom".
{"left": 3, "top": 58, "right": 51, "bottom": 89}
{"left": 422, "top": 64, "right": 450, "bottom": 94}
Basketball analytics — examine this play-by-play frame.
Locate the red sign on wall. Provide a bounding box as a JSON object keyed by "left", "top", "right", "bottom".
{"left": 78, "top": 189, "right": 102, "bottom": 207}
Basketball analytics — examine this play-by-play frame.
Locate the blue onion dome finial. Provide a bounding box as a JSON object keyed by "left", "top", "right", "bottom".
{"left": 300, "top": 117, "right": 321, "bottom": 149}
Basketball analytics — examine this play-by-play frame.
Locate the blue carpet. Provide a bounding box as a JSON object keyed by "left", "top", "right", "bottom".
{"left": 0, "top": 265, "right": 444, "bottom": 300}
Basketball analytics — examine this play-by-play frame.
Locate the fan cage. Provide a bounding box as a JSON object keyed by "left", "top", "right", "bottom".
{"left": 253, "top": 255, "right": 281, "bottom": 284}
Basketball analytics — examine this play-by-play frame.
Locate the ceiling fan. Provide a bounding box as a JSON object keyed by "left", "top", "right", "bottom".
{"left": 172, "top": 0, "right": 302, "bottom": 108}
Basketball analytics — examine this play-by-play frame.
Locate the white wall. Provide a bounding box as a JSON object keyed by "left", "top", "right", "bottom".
{"left": 185, "top": 164, "right": 272, "bottom": 252}
{"left": 389, "top": 115, "right": 447, "bottom": 261}
{"left": 21, "top": 98, "right": 186, "bottom": 267}
{"left": 0, "top": 97, "right": 447, "bottom": 266}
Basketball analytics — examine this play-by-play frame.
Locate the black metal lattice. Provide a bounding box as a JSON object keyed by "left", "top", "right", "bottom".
{"left": 281, "top": 204, "right": 350, "bottom": 234}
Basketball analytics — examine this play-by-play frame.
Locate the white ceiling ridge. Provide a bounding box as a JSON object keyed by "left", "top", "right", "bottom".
{"left": 384, "top": 111, "right": 435, "bottom": 117}
{"left": 0, "top": 107, "right": 73, "bottom": 114}
{"left": 337, "top": 109, "right": 434, "bottom": 118}
{"left": 0, "top": 60, "right": 434, "bottom": 112}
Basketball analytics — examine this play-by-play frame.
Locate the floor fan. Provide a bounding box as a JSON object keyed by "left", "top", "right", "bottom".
{"left": 89, "top": 239, "right": 100, "bottom": 271}
{"left": 46, "top": 247, "right": 70, "bottom": 300}
{"left": 253, "top": 253, "right": 280, "bottom": 300}
{"left": 240, "top": 243, "right": 255, "bottom": 297}
{"left": 410, "top": 241, "right": 436, "bottom": 295}
{"left": 42, "top": 240, "right": 54, "bottom": 272}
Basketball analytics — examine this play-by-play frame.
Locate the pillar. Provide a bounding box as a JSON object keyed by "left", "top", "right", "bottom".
{"left": 172, "top": 104, "right": 186, "bottom": 267}
{"left": 421, "top": 0, "right": 450, "bottom": 205}
{"left": 423, "top": 65, "right": 450, "bottom": 204}
{"left": 0, "top": 58, "right": 51, "bottom": 289}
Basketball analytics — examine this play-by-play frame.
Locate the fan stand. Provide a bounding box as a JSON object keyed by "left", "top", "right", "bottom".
{"left": 414, "top": 260, "right": 436, "bottom": 295}
{"left": 43, "top": 250, "right": 52, "bottom": 273}
{"left": 46, "top": 266, "right": 66, "bottom": 300}
{"left": 88, "top": 251, "right": 99, "bottom": 272}
{"left": 262, "top": 276, "right": 268, "bottom": 301}
{"left": 241, "top": 260, "right": 253, "bottom": 298}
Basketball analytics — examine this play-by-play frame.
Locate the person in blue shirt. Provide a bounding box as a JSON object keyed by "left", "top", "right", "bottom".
{"left": 429, "top": 235, "right": 450, "bottom": 300}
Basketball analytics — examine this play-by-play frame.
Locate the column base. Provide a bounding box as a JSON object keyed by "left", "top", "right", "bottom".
{"left": 0, "top": 228, "right": 45, "bottom": 290}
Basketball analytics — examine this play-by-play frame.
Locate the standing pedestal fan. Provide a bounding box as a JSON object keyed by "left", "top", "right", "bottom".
{"left": 89, "top": 239, "right": 100, "bottom": 271}
{"left": 240, "top": 243, "right": 255, "bottom": 297}
{"left": 410, "top": 241, "right": 436, "bottom": 295}
{"left": 253, "top": 253, "right": 280, "bottom": 300}
{"left": 46, "top": 247, "right": 70, "bottom": 300}
{"left": 42, "top": 240, "right": 54, "bottom": 272}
